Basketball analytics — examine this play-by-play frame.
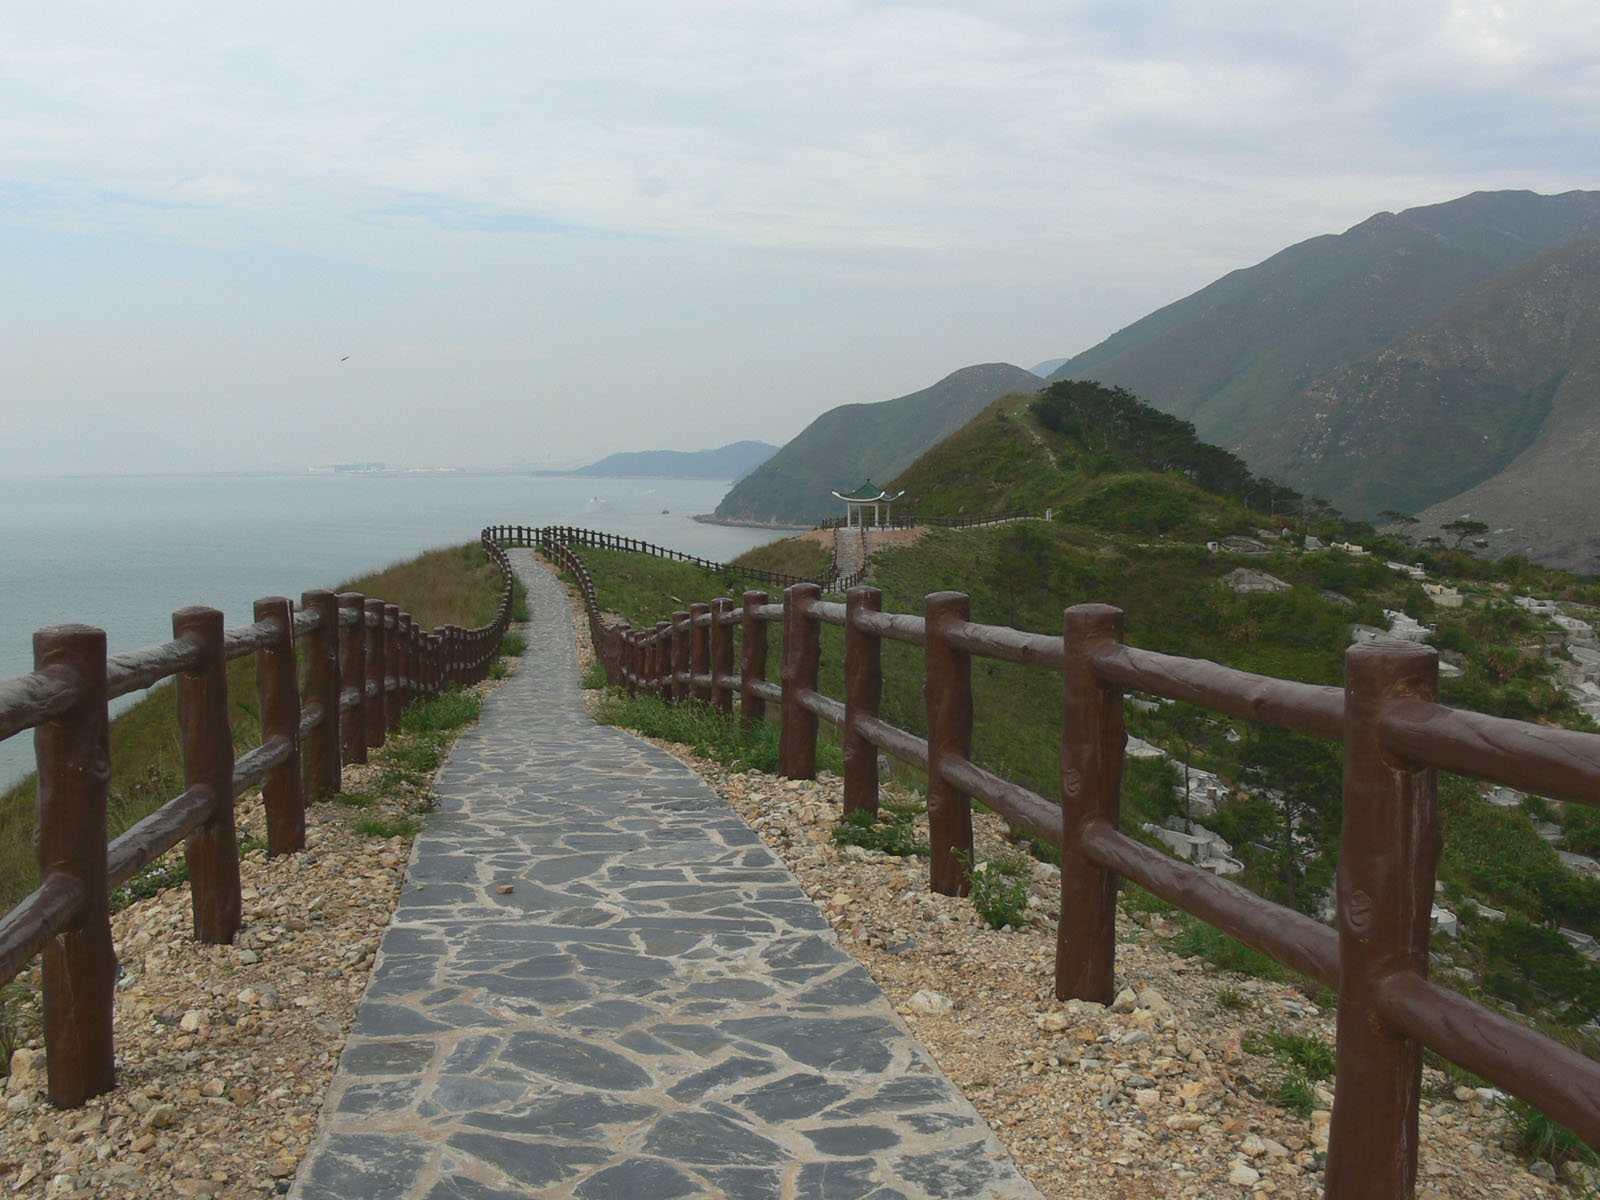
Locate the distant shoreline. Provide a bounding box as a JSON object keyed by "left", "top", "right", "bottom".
{"left": 693, "top": 513, "right": 813, "bottom": 533}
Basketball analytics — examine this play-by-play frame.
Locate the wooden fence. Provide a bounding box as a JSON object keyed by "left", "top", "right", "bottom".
{"left": 541, "top": 526, "right": 1600, "bottom": 1200}
{"left": 0, "top": 529, "right": 516, "bottom": 1108}
{"left": 819, "top": 508, "right": 1035, "bottom": 531}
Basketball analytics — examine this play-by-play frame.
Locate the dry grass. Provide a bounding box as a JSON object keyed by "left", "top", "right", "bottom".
{"left": 729, "top": 534, "right": 834, "bottom": 579}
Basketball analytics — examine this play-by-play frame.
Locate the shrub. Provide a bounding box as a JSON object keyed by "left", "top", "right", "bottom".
{"left": 968, "top": 852, "right": 1030, "bottom": 930}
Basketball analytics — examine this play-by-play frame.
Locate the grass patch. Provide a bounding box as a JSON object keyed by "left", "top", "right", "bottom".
{"left": 1242, "top": 1028, "right": 1335, "bottom": 1118}
{"left": 1162, "top": 915, "right": 1295, "bottom": 982}
{"left": 593, "top": 693, "right": 846, "bottom": 776}
{"left": 349, "top": 814, "right": 424, "bottom": 840}
{"left": 730, "top": 535, "right": 833, "bottom": 580}
{"left": 832, "top": 809, "right": 928, "bottom": 858}
{"left": 1507, "top": 1100, "right": 1600, "bottom": 1185}
{"left": 968, "top": 849, "right": 1031, "bottom": 930}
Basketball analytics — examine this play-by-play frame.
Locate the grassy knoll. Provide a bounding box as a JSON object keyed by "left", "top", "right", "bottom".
{"left": 0, "top": 542, "right": 518, "bottom": 916}
{"left": 730, "top": 535, "right": 833, "bottom": 580}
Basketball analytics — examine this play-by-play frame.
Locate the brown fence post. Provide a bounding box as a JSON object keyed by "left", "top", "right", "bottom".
{"left": 779, "top": 583, "right": 821, "bottom": 780}
{"left": 396, "top": 612, "right": 413, "bottom": 712}
{"left": 1326, "top": 640, "right": 1440, "bottom": 1200}
{"left": 383, "top": 603, "right": 401, "bottom": 729}
{"left": 364, "top": 599, "right": 387, "bottom": 749}
{"left": 1056, "top": 603, "right": 1126, "bottom": 1003}
{"left": 690, "top": 603, "right": 712, "bottom": 703}
{"left": 300, "top": 590, "right": 341, "bottom": 797}
{"left": 670, "top": 611, "right": 691, "bottom": 703}
{"left": 254, "top": 597, "right": 305, "bottom": 856}
{"left": 924, "top": 591, "right": 973, "bottom": 895}
{"left": 654, "top": 621, "right": 671, "bottom": 697}
{"left": 338, "top": 593, "right": 367, "bottom": 764}
{"left": 173, "top": 606, "right": 241, "bottom": 945}
{"left": 843, "top": 586, "right": 883, "bottom": 818}
{"left": 709, "top": 598, "right": 734, "bottom": 714}
{"left": 33, "top": 624, "right": 115, "bottom": 1108}
{"left": 742, "top": 590, "right": 769, "bottom": 724}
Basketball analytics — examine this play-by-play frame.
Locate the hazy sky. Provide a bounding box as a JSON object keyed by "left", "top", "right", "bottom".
{"left": 4, "top": 2, "right": 1598, "bottom": 474}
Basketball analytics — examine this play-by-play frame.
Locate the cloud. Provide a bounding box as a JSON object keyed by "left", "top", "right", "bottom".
{"left": 1, "top": 2, "right": 1598, "bottom": 472}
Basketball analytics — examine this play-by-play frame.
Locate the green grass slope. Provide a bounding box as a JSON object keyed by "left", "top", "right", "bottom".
{"left": 712, "top": 363, "right": 1045, "bottom": 526}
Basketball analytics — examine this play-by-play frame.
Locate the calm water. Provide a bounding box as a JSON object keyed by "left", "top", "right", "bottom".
{"left": 0, "top": 472, "right": 788, "bottom": 789}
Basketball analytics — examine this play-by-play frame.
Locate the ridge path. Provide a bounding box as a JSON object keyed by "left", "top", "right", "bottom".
{"left": 290, "top": 549, "right": 1041, "bottom": 1200}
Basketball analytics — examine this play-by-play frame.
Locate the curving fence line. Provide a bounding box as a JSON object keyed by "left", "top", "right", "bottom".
{"left": 542, "top": 525, "right": 1600, "bottom": 1200}
{"left": 0, "top": 529, "right": 516, "bottom": 1108}
{"left": 819, "top": 509, "right": 1036, "bottom": 531}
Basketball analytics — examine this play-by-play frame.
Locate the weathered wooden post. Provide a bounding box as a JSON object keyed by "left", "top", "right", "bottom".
{"left": 779, "top": 583, "right": 821, "bottom": 780}
{"left": 690, "top": 602, "right": 712, "bottom": 702}
{"left": 383, "top": 603, "right": 401, "bottom": 729}
{"left": 364, "top": 599, "right": 387, "bottom": 749}
{"left": 338, "top": 593, "right": 367, "bottom": 765}
{"left": 741, "top": 590, "right": 769, "bottom": 724}
{"left": 1326, "top": 640, "right": 1439, "bottom": 1200}
{"left": 1056, "top": 603, "right": 1126, "bottom": 1003}
{"left": 33, "top": 624, "right": 115, "bottom": 1108}
{"left": 670, "top": 611, "right": 691, "bottom": 702}
{"left": 173, "top": 606, "right": 241, "bottom": 945}
{"left": 709, "top": 598, "right": 735, "bottom": 714}
{"left": 254, "top": 597, "right": 305, "bottom": 855}
{"left": 924, "top": 591, "right": 972, "bottom": 895}
{"left": 843, "top": 586, "right": 883, "bottom": 818}
{"left": 654, "top": 621, "right": 671, "bottom": 697}
{"left": 299, "top": 589, "right": 341, "bottom": 798}
{"left": 396, "top": 612, "right": 413, "bottom": 712}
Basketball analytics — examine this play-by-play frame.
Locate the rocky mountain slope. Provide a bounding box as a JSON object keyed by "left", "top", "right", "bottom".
{"left": 1048, "top": 190, "right": 1600, "bottom": 451}
{"left": 1237, "top": 236, "right": 1600, "bottom": 572}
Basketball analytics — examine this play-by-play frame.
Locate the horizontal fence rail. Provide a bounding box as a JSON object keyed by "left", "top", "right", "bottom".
{"left": 0, "top": 528, "right": 518, "bottom": 1109}
{"left": 820, "top": 508, "right": 1035, "bottom": 531}
{"left": 542, "top": 525, "right": 1600, "bottom": 1200}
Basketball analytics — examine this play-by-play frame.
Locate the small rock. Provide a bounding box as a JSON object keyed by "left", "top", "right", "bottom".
{"left": 142, "top": 1103, "right": 180, "bottom": 1130}
{"left": 1228, "top": 1163, "right": 1261, "bottom": 1186}
{"left": 496, "top": 884, "right": 515, "bottom": 894}
{"left": 178, "top": 1009, "right": 205, "bottom": 1033}
{"left": 1035, "top": 1012, "right": 1070, "bottom": 1033}
{"left": 1110, "top": 987, "right": 1138, "bottom": 1013}
{"left": 908, "top": 989, "right": 954, "bottom": 1015}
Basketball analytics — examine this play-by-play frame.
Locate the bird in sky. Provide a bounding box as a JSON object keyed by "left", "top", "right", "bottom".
{"left": 340, "top": 355, "right": 350, "bottom": 362}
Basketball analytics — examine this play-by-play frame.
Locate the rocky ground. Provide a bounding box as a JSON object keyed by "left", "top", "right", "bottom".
{"left": 0, "top": 581, "right": 1574, "bottom": 1199}
{"left": 661, "top": 757, "right": 1564, "bottom": 1200}
{"left": 0, "top": 655, "right": 519, "bottom": 1200}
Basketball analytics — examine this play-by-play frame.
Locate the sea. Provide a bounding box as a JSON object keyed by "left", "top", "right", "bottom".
{"left": 0, "top": 472, "right": 790, "bottom": 791}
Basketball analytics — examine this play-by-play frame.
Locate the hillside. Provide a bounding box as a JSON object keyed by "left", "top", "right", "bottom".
{"left": 570, "top": 439, "right": 777, "bottom": 480}
{"left": 1045, "top": 189, "right": 1600, "bottom": 513}
{"left": 1233, "top": 236, "right": 1600, "bottom": 545}
{"left": 578, "top": 385, "right": 1600, "bottom": 1144}
{"left": 711, "top": 363, "right": 1044, "bottom": 526}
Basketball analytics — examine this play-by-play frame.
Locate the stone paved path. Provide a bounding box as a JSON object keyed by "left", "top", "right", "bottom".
{"left": 291, "top": 551, "right": 1041, "bottom": 1200}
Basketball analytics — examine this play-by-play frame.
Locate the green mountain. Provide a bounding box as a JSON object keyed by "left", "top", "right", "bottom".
{"left": 571, "top": 440, "right": 777, "bottom": 480}
{"left": 711, "top": 363, "right": 1044, "bottom": 526}
{"left": 1048, "top": 189, "right": 1600, "bottom": 454}
{"left": 1236, "top": 236, "right": 1600, "bottom": 572}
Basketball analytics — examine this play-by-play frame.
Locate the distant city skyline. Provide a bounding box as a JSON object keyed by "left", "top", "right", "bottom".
{"left": 3, "top": 2, "right": 1597, "bottom": 475}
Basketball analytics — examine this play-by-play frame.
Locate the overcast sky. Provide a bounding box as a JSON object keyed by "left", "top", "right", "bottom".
{"left": 4, "top": 1, "right": 1598, "bottom": 474}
